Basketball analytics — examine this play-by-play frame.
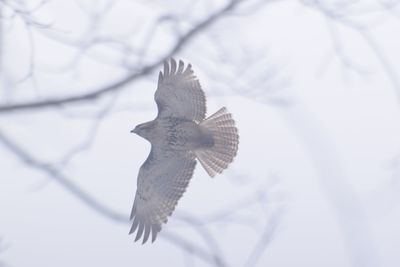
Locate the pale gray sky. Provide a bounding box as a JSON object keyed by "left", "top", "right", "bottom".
{"left": 1, "top": 0, "right": 400, "bottom": 267}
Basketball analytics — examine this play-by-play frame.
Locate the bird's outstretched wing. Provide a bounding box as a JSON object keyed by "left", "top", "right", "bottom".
{"left": 155, "top": 58, "right": 206, "bottom": 122}
{"left": 129, "top": 146, "right": 197, "bottom": 243}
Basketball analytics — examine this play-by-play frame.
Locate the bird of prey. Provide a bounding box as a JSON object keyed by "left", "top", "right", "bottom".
{"left": 129, "top": 58, "right": 239, "bottom": 243}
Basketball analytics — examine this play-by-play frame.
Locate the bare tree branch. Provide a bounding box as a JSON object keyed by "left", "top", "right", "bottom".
{"left": 0, "top": 0, "right": 244, "bottom": 114}
{"left": 0, "top": 129, "right": 127, "bottom": 221}
{"left": 304, "top": 0, "right": 400, "bottom": 101}
{"left": 244, "top": 209, "right": 283, "bottom": 267}
{"left": 174, "top": 213, "right": 228, "bottom": 266}
{"left": 0, "top": 129, "right": 231, "bottom": 266}
{"left": 278, "top": 100, "right": 380, "bottom": 267}
{"left": 358, "top": 28, "right": 400, "bottom": 98}
{"left": 161, "top": 231, "right": 227, "bottom": 267}
{"left": 0, "top": 125, "right": 284, "bottom": 267}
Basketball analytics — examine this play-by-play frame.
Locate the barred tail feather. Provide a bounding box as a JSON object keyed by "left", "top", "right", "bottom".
{"left": 196, "top": 107, "right": 239, "bottom": 177}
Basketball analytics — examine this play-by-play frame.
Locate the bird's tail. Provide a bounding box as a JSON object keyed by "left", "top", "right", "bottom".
{"left": 195, "top": 107, "right": 239, "bottom": 177}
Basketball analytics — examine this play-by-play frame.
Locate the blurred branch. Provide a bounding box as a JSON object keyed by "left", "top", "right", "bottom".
{"left": 304, "top": 0, "right": 400, "bottom": 100}
{"left": 175, "top": 179, "right": 284, "bottom": 267}
{"left": 57, "top": 92, "right": 119, "bottom": 167}
{"left": 319, "top": 19, "right": 370, "bottom": 78}
{"left": 161, "top": 231, "right": 227, "bottom": 267}
{"left": 173, "top": 214, "right": 228, "bottom": 267}
{"left": 0, "top": 129, "right": 126, "bottom": 221}
{"left": 0, "top": 0, "right": 51, "bottom": 29}
{"left": 0, "top": 237, "right": 8, "bottom": 267}
{"left": 0, "top": 0, "right": 245, "bottom": 113}
{"left": 0, "top": 125, "right": 283, "bottom": 266}
{"left": 244, "top": 209, "right": 283, "bottom": 267}
{"left": 363, "top": 152, "right": 400, "bottom": 218}
{"left": 0, "top": 129, "right": 230, "bottom": 267}
{"left": 278, "top": 99, "right": 380, "bottom": 267}
{"left": 183, "top": 181, "right": 276, "bottom": 227}
{"left": 358, "top": 28, "right": 400, "bottom": 98}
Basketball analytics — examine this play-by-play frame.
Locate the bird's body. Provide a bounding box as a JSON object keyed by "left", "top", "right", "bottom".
{"left": 137, "top": 117, "right": 214, "bottom": 151}
{"left": 130, "top": 59, "right": 239, "bottom": 243}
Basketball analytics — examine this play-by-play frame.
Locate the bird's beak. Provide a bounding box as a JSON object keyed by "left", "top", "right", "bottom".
{"left": 130, "top": 128, "right": 136, "bottom": 134}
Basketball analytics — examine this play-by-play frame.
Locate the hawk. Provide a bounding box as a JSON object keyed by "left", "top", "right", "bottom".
{"left": 129, "top": 59, "right": 239, "bottom": 243}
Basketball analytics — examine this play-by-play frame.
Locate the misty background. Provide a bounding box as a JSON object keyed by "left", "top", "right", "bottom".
{"left": 1, "top": 0, "right": 400, "bottom": 266}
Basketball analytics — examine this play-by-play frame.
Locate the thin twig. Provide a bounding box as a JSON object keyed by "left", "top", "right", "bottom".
{"left": 0, "top": 0, "right": 244, "bottom": 113}
{"left": 244, "top": 209, "right": 283, "bottom": 267}
{"left": 0, "top": 129, "right": 228, "bottom": 266}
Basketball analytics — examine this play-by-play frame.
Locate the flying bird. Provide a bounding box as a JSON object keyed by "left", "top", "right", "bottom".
{"left": 129, "top": 58, "right": 239, "bottom": 243}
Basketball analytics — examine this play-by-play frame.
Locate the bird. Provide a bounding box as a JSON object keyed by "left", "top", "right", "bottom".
{"left": 129, "top": 58, "right": 239, "bottom": 243}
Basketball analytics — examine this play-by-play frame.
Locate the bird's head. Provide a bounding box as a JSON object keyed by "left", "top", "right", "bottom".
{"left": 131, "top": 121, "right": 155, "bottom": 140}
